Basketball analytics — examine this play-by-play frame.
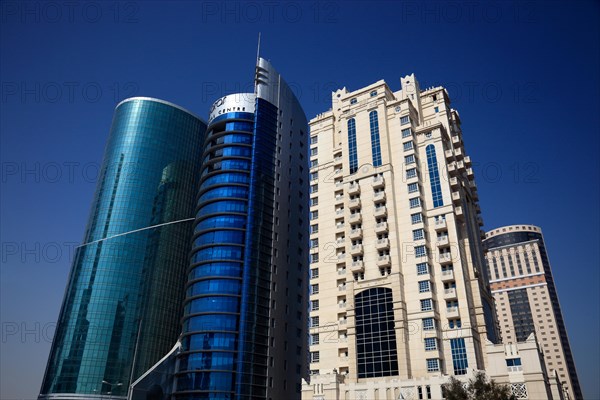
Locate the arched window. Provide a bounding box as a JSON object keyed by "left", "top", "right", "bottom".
{"left": 355, "top": 287, "right": 399, "bottom": 378}
{"left": 426, "top": 144, "right": 443, "bottom": 207}
{"left": 369, "top": 111, "right": 382, "bottom": 167}
{"left": 348, "top": 118, "right": 358, "bottom": 174}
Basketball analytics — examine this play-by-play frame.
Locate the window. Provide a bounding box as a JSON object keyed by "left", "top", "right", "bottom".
{"left": 450, "top": 338, "right": 468, "bottom": 375}
{"left": 405, "top": 154, "right": 415, "bottom": 165}
{"left": 310, "top": 268, "right": 319, "bottom": 279}
{"left": 350, "top": 98, "right": 357, "bottom": 104}
{"left": 369, "top": 111, "right": 382, "bottom": 167}
{"left": 310, "top": 351, "right": 320, "bottom": 363}
{"left": 348, "top": 118, "right": 358, "bottom": 174}
{"left": 310, "top": 224, "right": 318, "bottom": 234}
{"left": 415, "top": 245, "right": 427, "bottom": 258}
{"left": 310, "top": 253, "right": 319, "bottom": 264}
{"left": 310, "top": 147, "right": 318, "bottom": 156}
{"left": 418, "top": 280, "right": 431, "bottom": 293}
{"left": 421, "top": 299, "right": 433, "bottom": 312}
{"left": 311, "top": 300, "right": 319, "bottom": 311}
{"left": 310, "top": 197, "right": 318, "bottom": 207}
{"left": 310, "top": 171, "right": 318, "bottom": 181}
{"left": 310, "top": 135, "right": 318, "bottom": 145}
{"left": 310, "top": 316, "right": 319, "bottom": 327}
{"left": 310, "top": 334, "right": 320, "bottom": 345}
{"left": 413, "top": 229, "right": 425, "bottom": 241}
{"left": 411, "top": 213, "right": 422, "bottom": 224}
{"left": 424, "top": 337, "right": 437, "bottom": 351}
{"left": 310, "top": 238, "right": 319, "bottom": 248}
{"left": 422, "top": 318, "right": 435, "bottom": 330}
{"left": 426, "top": 144, "right": 443, "bottom": 208}
{"left": 310, "top": 211, "right": 319, "bottom": 220}
{"left": 409, "top": 197, "right": 421, "bottom": 208}
{"left": 408, "top": 182, "right": 418, "bottom": 193}
{"left": 402, "top": 128, "right": 411, "bottom": 138}
{"left": 506, "top": 358, "right": 522, "bottom": 367}
{"left": 310, "top": 184, "right": 318, "bottom": 194}
{"left": 400, "top": 116, "right": 410, "bottom": 125}
{"left": 434, "top": 106, "right": 439, "bottom": 113}
{"left": 448, "top": 318, "right": 462, "bottom": 329}
{"left": 310, "top": 159, "right": 318, "bottom": 168}
{"left": 417, "top": 262, "right": 429, "bottom": 275}
{"left": 403, "top": 141, "right": 413, "bottom": 151}
{"left": 370, "top": 90, "right": 377, "bottom": 97}
{"left": 311, "top": 284, "right": 319, "bottom": 295}
{"left": 355, "top": 287, "right": 399, "bottom": 378}
{"left": 426, "top": 358, "right": 440, "bottom": 372}
{"left": 406, "top": 168, "right": 417, "bottom": 179}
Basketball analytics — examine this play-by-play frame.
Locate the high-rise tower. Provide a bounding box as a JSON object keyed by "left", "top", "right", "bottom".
{"left": 483, "top": 225, "right": 582, "bottom": 400}
{"left": 39, "top": 98, "right": 206, "bottom": 399}
{"left": 304, "top": 76, "right": 499, "bottom": 389}
{"left": 171, "top": 57, "right": 309, "bottom": 399}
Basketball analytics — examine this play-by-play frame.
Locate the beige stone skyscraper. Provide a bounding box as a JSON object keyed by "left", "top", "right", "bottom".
{"left": 483, "top": 225, "right": 582, "bottom": 400}
{"left": 305, "top": 75, "right": 500, "bottom": 388}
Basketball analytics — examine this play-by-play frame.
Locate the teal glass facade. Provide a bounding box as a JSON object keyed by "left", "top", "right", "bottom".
{"left": 39, "top": 98, "right": 206, "bottom": 399}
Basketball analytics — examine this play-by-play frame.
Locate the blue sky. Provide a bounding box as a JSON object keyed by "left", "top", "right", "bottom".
{"left": 1, "top": 1, "right": 598, "bottom": 398}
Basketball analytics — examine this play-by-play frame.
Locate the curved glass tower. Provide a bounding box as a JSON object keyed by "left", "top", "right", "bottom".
{"left": 39, "top": 98, "right": 206, "bottom": 399}
{"left": 174, "top": 58, "right": 309, "bottom": 400}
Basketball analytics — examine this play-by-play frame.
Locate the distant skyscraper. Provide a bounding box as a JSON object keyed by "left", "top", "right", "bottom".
{"left": 39, "top": 98, "right": 206, "bottom": 399}
{"left": 483, "top": 225, "right": 582, "bottom": 400}
{"left": 171, "top": 57, "right": 309, "bottom": 399}
{"left": 304, "top": 75, "right": 498, "bottom": 388}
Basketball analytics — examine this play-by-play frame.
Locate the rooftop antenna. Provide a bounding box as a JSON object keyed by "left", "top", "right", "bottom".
{"left": 256, "top": 32, "right": 261, "bottom": 63}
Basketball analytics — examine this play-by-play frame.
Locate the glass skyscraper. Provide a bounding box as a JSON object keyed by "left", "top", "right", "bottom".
{"left": 39, "top": 98, "right": 206, "bottom": 399}
{"left": 172, "top": 57, "right": 309, "bottom": 400}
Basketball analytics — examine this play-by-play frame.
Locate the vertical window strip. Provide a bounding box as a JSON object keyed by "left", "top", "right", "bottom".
{"left": 369, "top": 111, "right": 382, "bottom": 167}
{"left": 348, "top": 118, "right": 358, "bottom": 174}
{"left": 450, "top": 338, "right": 469, "bottom": 375}
{"left": 426, "top": 144, "right": 444, "bottom": 207}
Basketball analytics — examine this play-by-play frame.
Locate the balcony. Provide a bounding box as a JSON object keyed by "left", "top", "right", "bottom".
{"left": 436, "top": 236, "right": 449, "bottom": 247}
{"left": 446, "top": 306, "right": 460, "bottom": 318}
{"left": 451, "top": 191, "right": 461, "bottom": 203}
{"left": 376, "top": 255, "right": 391, "bottom": 267}
{"left": 444, "top": 288, "right": 458, "bottom": 299}
{"left": 376, "top": 238, "right": 390, "bottom": 250}
{"left": 349, "top": 228, "right": 362, "bottom": 239}
{"left": 372, "top": 176, "right": 385, "bottom": 189}
{"left": 335, "top": 238, "right": 346, "bottom": 248}
{"left": 444, "top": 149, "right": 454, "bottom": 160}
{"left": 373, "top": 191, "right": 386, "bottom": 202}
{"left": 334, "top": 155, "right": 343, "bottom": 166}
{"left": 447, "top": 162, "right": 456, "bottom": 174}
{"left": 335, "top": 194, "right": 344, "bottom": 205}
{"left": 350, "top": 260, "right": 364, "bottom": 273}
{"left": 452, "top": 135, "right": 461, "bottom": 145}
{"left": 337, "top": 268, "right": 347, "bottom": 275}
{"left": 348, "top": 183, "right": 360, "bottom": 195}
{"left": 336, "top": 209, "right": 344, "bottom": 216}
{"left": 507, "top": 366, "right": 523, "bottom": 373}
{"left": 374, "top": 206, "right": 387, "bottom": 218}
{"left": 456, "top": 160, "right": 465, "bottom": 172}
{"left": 350, "top": 244, "right": 363, "bottom": 256}
{"left": 441, "top": 270, "right": 455, "bottom": 281}
{"left": 450, "top": 177, "right": 459, "bottom": 188}
{"left": 338, "top": 284, "right": 347, "bottom": 291}
{"left": 454, "top": 147, "right": 464, "bottom": 160}
{"left": 349, "top": 213, "right": 362, "bottom": 223}
{"left": 335, "top": 181, "right": 344, "bottom": 189}
{"left": 348, "top": 198, "right": 361, "bottom": 210}
{"left": 375, "top": 222, "right": 388, "bottom": 233}
{"left": 434, "top": 218, "right": 447, "bottom": 230}
{"left": 336, "top": 222, "right": 345, "bottom": 232}
{"left": 466, "top": 167, "right": 474, "bottom": 177}
{"left": 439, "top": 252, "right": 452, "bottom": 265}
{"left": 455, "top": 206, "right": 464, "bottom": 219}
{"left": 337, "top": 253, "right": 346, "bottom": 262}
{"left": 464, "top": 155, "right": 471, "bottom": 166}
{"left": 338, "top": 302, "right": 347, "bottom": 309}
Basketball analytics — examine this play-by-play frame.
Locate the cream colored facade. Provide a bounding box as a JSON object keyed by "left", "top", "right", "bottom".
{"left": 306, "top": 75, "right": 496, "bottom": 383}
{"left": 483, "top": 225, "right": 582, "bottom": 400}
{"left": 302, "top": 335, "right": 562, "bottom": 400}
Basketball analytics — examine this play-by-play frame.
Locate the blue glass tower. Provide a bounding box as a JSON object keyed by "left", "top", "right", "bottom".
{"left": 39, "top": 98, "right": 206, "bottom": 399}
{"left": 173, "top": 58, "right": 309, "bottom": 400}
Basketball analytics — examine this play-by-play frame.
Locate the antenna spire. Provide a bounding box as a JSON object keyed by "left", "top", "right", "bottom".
{"left": 256, "top": 32, "right": 261, "bottom": 63}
